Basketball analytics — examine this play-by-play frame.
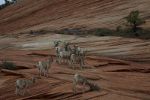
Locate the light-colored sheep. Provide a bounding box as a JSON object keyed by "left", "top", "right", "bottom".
{"left": 58, "top": 50, "right": 71, "bottom": 64}
{"left": 16, "top": 77, "right": 36, "bottom": 96}
{"left": 70, "top": 53, "right": 76, "bottom": 69}
{"left": 77, "top": 55, "right": 85, "bottom": 69}
{"left": 36, "top": 57, "right": 53, "bottom": 77}
{"left": 77, "top": 47, "right": 85, "bottom": 56}
{"left": 70, "top": 54, "right": 85, "bottom": 70}
{"left": 73, "top": 73, "right": 100, "bottom": 94}
{"left": 55, "top": 46, "right": 62, "bottom": 63}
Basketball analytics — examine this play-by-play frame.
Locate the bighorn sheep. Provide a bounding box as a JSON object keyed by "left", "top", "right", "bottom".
{"left": 16, "top": 77, "right": 36, "bottom": 96}
{"left": 55, "top": 46, "right": 62, "bottom": 63}
{"left": 58, "top": 50, "right": 71, "bottom": 64}
{"left": 70, "top": 53, "right": 85, "bottom": 69}
{"left": 70, "top": 53, "right": 76, "bottom": 69}
{"left": 53, "top": 40, "right": 61, "bottom": 47}
{"left": 77, "top": 55, "right": 85, "bottom": 69}
{"left": 73, "top": 45, "right": 85, "bottom": 56}
{"left": 73, "top": 73, "right": 100, "bottom": 94}
{"left": 63, "top": 42, "right": 70, "bottom": 51}
{"left": 36, "top": 56, "right": 53, "bottom": 77}
{"left": 77, "top": 47, "right": 85, "bottom": 57}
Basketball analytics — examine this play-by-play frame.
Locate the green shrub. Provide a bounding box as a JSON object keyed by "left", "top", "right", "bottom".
{"left": 56, "top": 28, "right": 87, "bottom": 35}
{"left": 29, "top": 29, "right": 50, "bottom": 35}
{"left": 124, "top": 10, "right": 145, "bottom": 34}
{"left": 135, "top": 29, "right": 150, "bottom": 39}
{"left": 56, "top": 27, "right": 150, "bottom": 39}
{"left": 87, "top": 28, "right": 115, "bottom": 36}
{"left": 0, "top": 0, "right": 15, "bottom": 10}
{"left": 1, "top": 60, "right": 16, "bottom": 70}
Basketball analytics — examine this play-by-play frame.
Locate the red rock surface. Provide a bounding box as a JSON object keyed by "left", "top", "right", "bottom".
{"left": 0, "top": 0, "right": 150, "bottom": 34}
{"left": 0, "top": 0, "right": 150, "bottom": 99}
{"left": 0, "top": 48, "right": 150, "bottom": 100}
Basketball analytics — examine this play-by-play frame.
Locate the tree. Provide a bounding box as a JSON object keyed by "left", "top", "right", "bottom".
{"left": 12, "top": 0, "right": 17, "bottom": 3}
{"left": 0, "top": 0, "right": 15, "bottom": 10}
{"left": 124, "top": 10, "right": 145, "bottom": 35}
{"left": 4, "top": 0, "right": 10, "bottom": 5}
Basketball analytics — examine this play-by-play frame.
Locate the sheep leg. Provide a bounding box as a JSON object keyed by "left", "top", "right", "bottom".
{"left": 58, "top": 56, "right": 61, "bottom": 64}
{"left": 39, "top": 69, "right": 42, "bottom": 77}
{"left": 25, "top": 89, "right": 29, "bottom": 95}
{"left": 73, "top": 59, "right": 76, "bottom": 70}
{"left": 56, "top": 54, "right": 59, "bottom": 63}
{"left": 70, "top": 60, "right": 74, "bottom": 69}
{"left": 38, "top": 68, "right": 42, "bottom": 77}
{"left": 46, "top": 68, "right": 49, "bottom": 77}
{"left": 15, "top": 87, "right": 19, "bottom": 95}
{"left": 45, "top": 68, "right": 48, "bottom": 77}
{"left": 80, "top": 59, "right": 83, "bottom": 70}
{"left": 62, "top": 57, "right": 64, "bottom": 63}
{"left": 80, "top": 62, "right": 82, "bottom": 70}
{"left": 67, "top": 57, "right": 69, "bottom": 65}
{"left": 82, "top": 57, "right": 85, "bottom": 65}
{"left": 68, "top": 60, "right": 71, "bottom": 65}
{"left": 73, "top": 79, "right": 77, "bottom": 94}
{"left": 23, "top": 87, "right": 28, "bottom": 96}
{"left": 23, "top": 88, "right": 27, "bottom": 96}
{"left": 73, "top": 62, "right": 75, "bottom": 70}
{"left": 69, "top": 59, "right": 72, "bottom": 65}
{"left": 42, "top": 69, "right": 46, "bottom": 77}
{"left": 71, "top": 60, "right": 74, "bottom": 69}
{"left": 44, "top": 70, "right": 46, "bottom": 77}
{"left": 82, "top": 82, "right": 86, "bottom": 94}
{"left": 39, "top": 69, "right": 41, "bottom": 77}
{"left": 22, "top": 88, "right": 25, "bottom": 96}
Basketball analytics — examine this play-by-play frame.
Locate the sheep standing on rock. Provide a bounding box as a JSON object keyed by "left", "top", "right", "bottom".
{"left": 58, "top": 50, "right": 71, "bottom": 64}
{"left": 73, "top": 73, "right": 100, "bottom": 94}
{"left": 78, "top": 54, "right": 85, "bottom": 69}
{"left": 15, "top": 77, "right": 36, "bottom": 96}
{"left": 70, "top": 46, "right": 86, "bottom": 69}
{"left": 36, "top": 56, "right": 53, "bottom": 77}
{"left": 54, "top": 41, "right": 63, "bottom": 63}
{"left": 55, "top": 46, "right": 62, "bottom": 63}
{"left": 70, "top": 53, "right": 76, "bottom": 69}
{"left": 53, "top": 40, "right": 86, "bottom": 70}
{"left": 54, "top": 41, "right": 72, "bottom": 64}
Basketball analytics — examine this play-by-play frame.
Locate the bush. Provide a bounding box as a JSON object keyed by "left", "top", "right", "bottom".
{"left": 87, "top": 28, "right": 115, "bottom": 36}
{"left": 29, "top": 30, "right": 51, "bottom": 35}
{"left": 135, "top": 29, "right": 150, "bottom": 39}
{"left": 124, "top": 10, "right": 145, "bottom": 33}
{"left": 56, "top": 28, "right": 87, "bottom": 36}
{"left": 0, "top": 60, "right": 16, "bottom": 70}
{"left": 0, "top": 0, "right": 16, "bottom": 10}
{"left": 56, "top": 27, "right": 150, "bottom": 39}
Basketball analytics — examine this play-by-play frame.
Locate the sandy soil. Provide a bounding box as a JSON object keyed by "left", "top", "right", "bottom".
{"left": 0, "top": 34, "right": 150, "bottom": 100}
